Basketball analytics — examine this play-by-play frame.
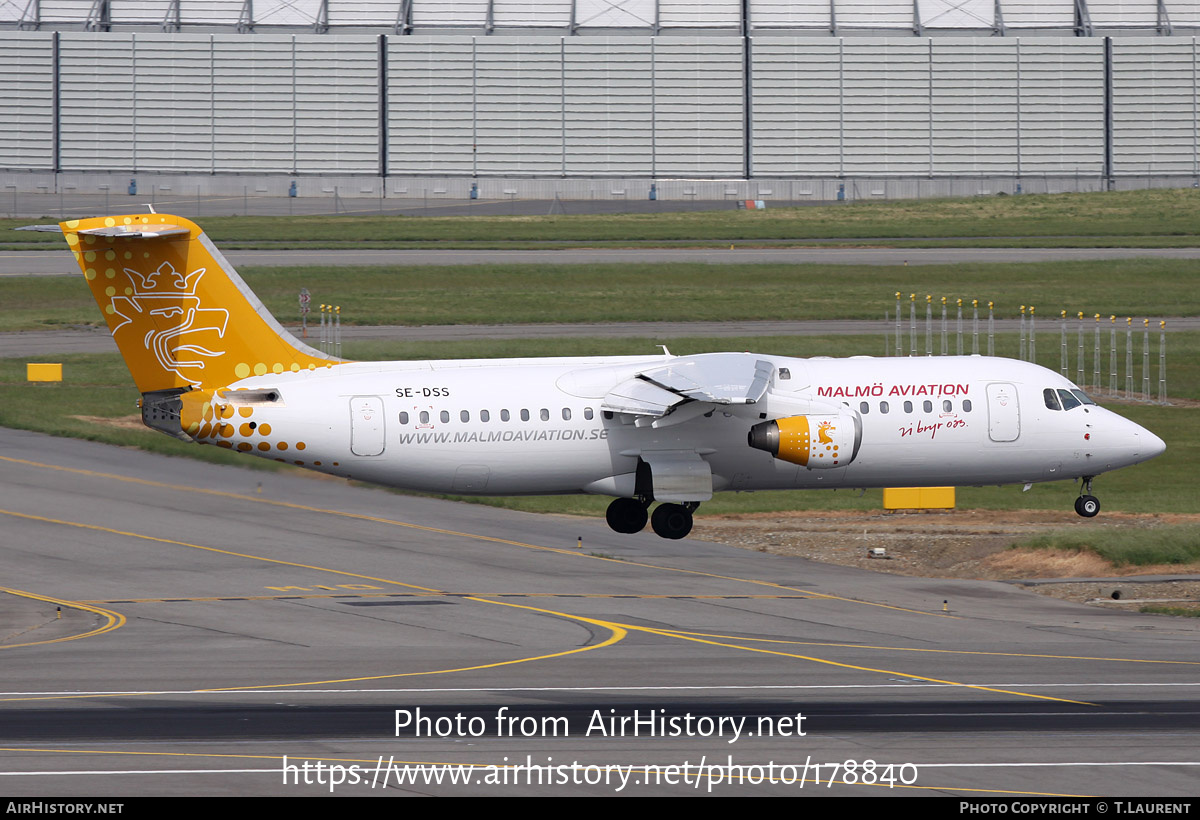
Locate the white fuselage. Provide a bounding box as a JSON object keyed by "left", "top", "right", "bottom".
{"left": 214, "top": 353, "right": 1163, "bottom": 500}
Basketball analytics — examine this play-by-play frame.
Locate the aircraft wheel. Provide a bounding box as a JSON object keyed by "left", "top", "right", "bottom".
{"left": 606, "top": 497, "right": 648, "bottom": 534}
{"left": 1074, "top": 495, "right": 1100, "bottom": 518}
{"left": 650, "top": 503, "right": 693, "bottom": 540}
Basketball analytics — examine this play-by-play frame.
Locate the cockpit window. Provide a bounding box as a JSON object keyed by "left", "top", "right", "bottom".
{"left": 1057, "top": 389, "right": 1082, "bottom": 411}
{"left": 1071, "top": 389, "right": 1096, "bottom": 406}
{"left": 1044, "top": 388, "right": 1061, "bottom": 411}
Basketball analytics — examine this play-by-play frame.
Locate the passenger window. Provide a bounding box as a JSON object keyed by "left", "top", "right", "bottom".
{"left": 520, "top": 409, "right": 530, "bottom": 422}
{"left": 419, "top": 411, "right": 430, "bottom": 424}
{"left": 962, "top": 399, "right": 972, "bottom": 412}
{"left": 880, "top": 401, "right": 889, "bottom": 414}
{"left": 440, "top": 410, "right": 450, "bottom": 423}
{"left": 778, "top": 368, "right": 791, "bottom": 380}
{"left": 923, "top": 400, "right": 932, "bottom": 413}
{"left": 584, "top": 407, "right": 594, "bottom": 420}
{"left": 602, "top": 411, "right": 613, "bottom": 420}
{"left": 942, "top": 400, "right": 952, "bottom": 413}
{"left": 481, "top": 410, "right": 490, "bottom": 422}
{"left": 903, "top": 401, "right": 913, "bottom": 413}
{"left": 399, "top": 411, "right": 409, "bottom": 424}
{"left": 859, "top": 401, "right": 869, "bottom": 414}
{"left": 460, "top": 410, "right": 470, "bottom": 423}
{"left": 1058, "top": 389, "right": 1082, "bottom": 411}
{"left": 540, "top": 408, "right": 549, "bottom": 421}
{"left": 501, "top": 409, "right": 510, "bottom": 422}
{"left": 562, "top": 408, "right": 572, "bottom": 421}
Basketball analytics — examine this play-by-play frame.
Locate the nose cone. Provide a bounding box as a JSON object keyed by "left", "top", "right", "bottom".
{"left": 1088, "top": 407, "right": 1165, "bottom": 471}
{"left": 1108, "top": 412, "right": 1165, "bottom": 469}
{"left": 1140, "top": 427, "right": 1167, "bottom": 461}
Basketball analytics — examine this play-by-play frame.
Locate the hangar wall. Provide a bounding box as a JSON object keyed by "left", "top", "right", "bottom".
{"left": 1, "top": 30, "right": 1198, "bottom": 192}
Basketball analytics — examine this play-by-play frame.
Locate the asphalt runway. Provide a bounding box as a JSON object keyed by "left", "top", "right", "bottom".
{"left": 1, "top": 427, "right": 1198, "bottom": 797}
{"left": 4, "top": 246, "right": 1200, "bottom": 277}
{"left": 7, "top": 317, "right": 1200, "bottom": 360}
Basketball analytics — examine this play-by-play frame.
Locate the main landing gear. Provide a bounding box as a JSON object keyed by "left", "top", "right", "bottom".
{"left": 605, "top": 498, "right": 698, "bottom": 540}
{"left": 1074, "top": 476, "right": 1100, "bottom": 518}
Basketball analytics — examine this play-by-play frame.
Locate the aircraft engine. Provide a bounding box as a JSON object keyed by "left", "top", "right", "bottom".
{"left": 747, "top": 412, "right": 862, "bottom": 469}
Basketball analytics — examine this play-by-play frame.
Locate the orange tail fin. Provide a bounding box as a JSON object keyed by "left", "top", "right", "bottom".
{"left": 60, "top": 213, "right": 337, "bottom": 394}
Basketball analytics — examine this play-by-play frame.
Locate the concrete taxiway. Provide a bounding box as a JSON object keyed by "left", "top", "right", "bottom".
{"left": 1, "top": 427, "right": 1198, "bottom": 796}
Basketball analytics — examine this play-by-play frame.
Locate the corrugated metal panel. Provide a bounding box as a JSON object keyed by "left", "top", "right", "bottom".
{"left": 0, "top": 33, "right": 54, "bottom": 170}
{"left": 1017, "top": 40, "right": 1106, "bottom": 173}
{"left": 1003, "top": 1, "right": 1076, "bottom": 28}
{"left": 843, "top": 40, "right": 930, "bottom": 175}
{"left": 932, "top": 39, "right": 1018, "bottom": 174}
{"left": 37, "top": 0, "right": 91, "bottom": 23}
{"left": 0, "top": 0, "right": 28, "bottom": 25}
{"left": 751, "top": 38, "right": 841, "bottom": 175}
{"left": 494, "top": 1, "right": 572, "bottom": 28}
{"left": 252, "top": 0, "right": 323, "bottom": 27}
{"left": 835, "top": 1, "right": 912, "bottom": 29}
{"left": 1165, "top": 1, "right": 1199, "bottom": 27}
{"left": 749, "top": 0, "right": 829, "bottom": 29}
{"left": 388, "top": 36, "right": 475, "bottom": 175}
{"left": 563, "top": 38, "right": 653, "bottom": 175}
{"left": 921, "top": 0, "right": 994, "bottom": 29}
{"left": 659, "top": 0, "right": 741, "bottom": 28}
{"left": 575, "top": 0, "right": 655, "bottom": 28}
{"left": 328, "top": 0, "right": 399, "bottom": 26}
{"left": 112, "top": 1, "right": 174, "bottom": 25}
{"left": 475, "top": 38, "right": 563, "bottom": 175}
{"left": 412, "top": 1, "right": 488, "bottom": 26}
{"left": 179, "top": 0, "right": 243, "bottom": 26}
{"left": 58, "top": 34, "right": 135, "bottom": 171}
{"left": 1112, "top": 38, "right": 1198, "bottom": 175}
{"left": 653, "top": 37, "right": 743, "bottom": 176}
{"left": 387, "top": 37, "right": 474, "bottom": 174}
{"left": 1089, "top": 1, "right": 1159, "bottom": 27}
{"left": 131, "top": 35, "right": 215, "bottom": 173}
{"left": 212, "top": 34, "right": 295, "bottom": 172}
{"left": 294, "top": 36, "right": 379, "bottom": 173}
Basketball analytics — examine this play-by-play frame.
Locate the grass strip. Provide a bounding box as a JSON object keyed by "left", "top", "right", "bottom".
{"left": 1011, "top": 525, "right": 1200, "bottom": 567}
{"left": 3, "top": 258, "right": 1198, "bottom": 334}
{"left": 4, "top": 189, "right": 1200, "bottom": 247}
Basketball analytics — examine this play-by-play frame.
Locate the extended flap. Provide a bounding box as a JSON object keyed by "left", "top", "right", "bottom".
{"left": 603, "top": 378, "right": 688, "bottom": 417}
{"left": 641, "top": 450, "right": 713, "bottom": 503}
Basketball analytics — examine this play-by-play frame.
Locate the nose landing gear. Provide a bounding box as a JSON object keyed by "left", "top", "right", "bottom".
{"left": 1074, "top": 476, "right": 1100, "bottom": 518}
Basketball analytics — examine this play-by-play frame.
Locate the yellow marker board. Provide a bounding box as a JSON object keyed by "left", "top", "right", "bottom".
{"left": 883, "top": 487, "right": 956, "bottom": 510}
{"left": 26, "top": 363, "right": 62, "bottom": 382}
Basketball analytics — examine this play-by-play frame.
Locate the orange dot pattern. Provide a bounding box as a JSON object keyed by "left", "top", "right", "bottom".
{"left": 190, "top": 401, "right": 308, "bottom": 466}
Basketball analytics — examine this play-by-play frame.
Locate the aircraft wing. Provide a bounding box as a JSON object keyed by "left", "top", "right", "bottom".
{"left": 601, "top": 353, "right": 774, "bottom": 418}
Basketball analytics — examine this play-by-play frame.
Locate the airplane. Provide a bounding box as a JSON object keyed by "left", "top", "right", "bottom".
{"left": 24, "top": 212, "right": 1166, "bottom": 540}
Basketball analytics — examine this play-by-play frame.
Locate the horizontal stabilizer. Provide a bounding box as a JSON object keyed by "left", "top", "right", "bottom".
{"left": 19, "top": 223, "right": 189, "bottom": 239}
{"left": 77, "top": 224, "right": 191, "bottom": 239}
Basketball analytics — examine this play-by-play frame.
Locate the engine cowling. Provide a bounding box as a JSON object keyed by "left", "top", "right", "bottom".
{"left": 747, "top": 413, "right": 862, "bottom": 469}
